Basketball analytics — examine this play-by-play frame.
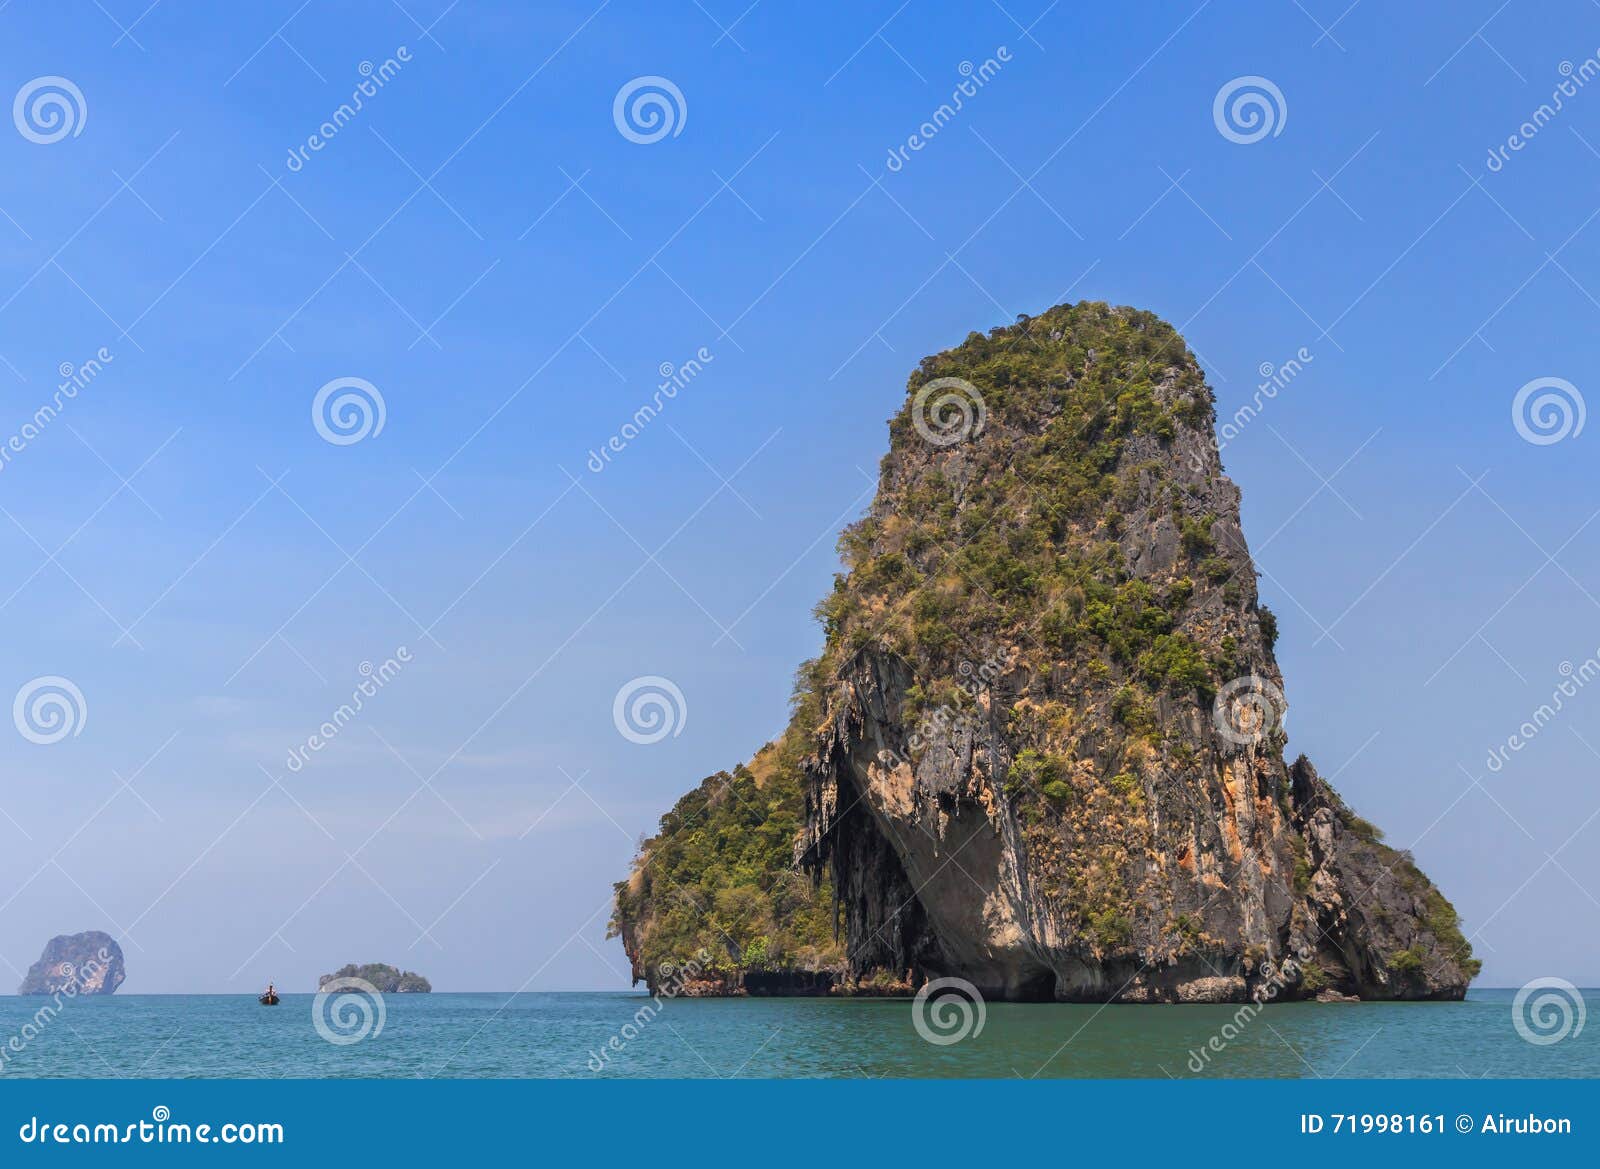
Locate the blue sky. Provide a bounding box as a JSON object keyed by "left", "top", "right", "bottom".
{"left": 0, "top": 0, "right": 1597, "bottom": 992}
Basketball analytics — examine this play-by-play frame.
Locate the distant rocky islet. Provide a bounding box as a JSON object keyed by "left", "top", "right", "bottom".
{"left": 15, "top": 935, "right": 434, "bottom": 996}
{"left": 17, "top": 931, "right": 126, "bottom": 996}
{"left": 318, "top": 963, "right": 431, "bottom": 993}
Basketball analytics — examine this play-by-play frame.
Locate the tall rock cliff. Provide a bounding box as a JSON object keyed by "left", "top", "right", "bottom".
{"left": 613, "top": 302, "right": 1478, "bottom": 1003}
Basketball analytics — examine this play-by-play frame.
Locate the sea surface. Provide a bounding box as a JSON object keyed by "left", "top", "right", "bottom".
{"left": 0, "top": 989, "right": 1593, "bottom": 1079}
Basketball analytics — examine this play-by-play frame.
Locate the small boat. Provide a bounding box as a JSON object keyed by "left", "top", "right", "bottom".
{"left": 259, "top": 992, "right": 279, "bottom": 1005}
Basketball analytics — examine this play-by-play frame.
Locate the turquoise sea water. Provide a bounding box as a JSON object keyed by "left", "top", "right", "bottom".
{"left": 0, "top": 990, "right": 1593, "bottom": 1079}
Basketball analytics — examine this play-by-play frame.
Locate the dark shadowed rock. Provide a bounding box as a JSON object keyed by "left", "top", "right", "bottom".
{"left": 18, "top": 931, "right": 126, "bottom": 995}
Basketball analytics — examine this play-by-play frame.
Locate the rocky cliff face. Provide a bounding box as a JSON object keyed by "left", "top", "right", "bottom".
{"left": 18, "top": 931, "right": 126, "bottom": 995}
{"left": 615, "top": 302, "right": 1477, "bottom": 1002}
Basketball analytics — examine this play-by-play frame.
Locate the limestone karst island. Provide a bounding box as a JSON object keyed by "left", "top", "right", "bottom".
{"left": 17, "top": 931, "right": 126, "bottom": 996}
{"left": 611, "top": 302, "right": 1479, "bottom": 1005}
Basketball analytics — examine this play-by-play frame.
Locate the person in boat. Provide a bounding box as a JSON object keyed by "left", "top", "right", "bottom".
{"left": 264, "top": 982, "right": 275, "bottom": 1001}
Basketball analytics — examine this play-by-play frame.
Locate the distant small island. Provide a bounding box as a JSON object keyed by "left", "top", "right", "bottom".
{"left": 319, "top": 963, "right": 431, "bottom": 993}
{"left": 19, "top": 931, "right": 126, "bottom": 995}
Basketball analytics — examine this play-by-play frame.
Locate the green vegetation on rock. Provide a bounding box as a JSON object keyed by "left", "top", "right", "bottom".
{"left": 609, "top": 675, "right": 844, "bottom": 986}
{"left": 320, "top": 963, "right": 431, "bottom": 993}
